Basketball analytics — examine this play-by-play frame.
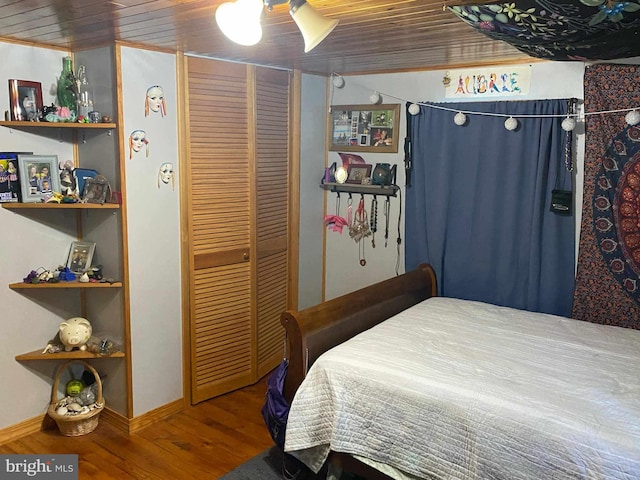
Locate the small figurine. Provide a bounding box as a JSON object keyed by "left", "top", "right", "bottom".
{"left": 58, "top": 317, "right": 92, "bottom": 352}
{"left": 40, "top": 103, "right": 57, "bottom": 122}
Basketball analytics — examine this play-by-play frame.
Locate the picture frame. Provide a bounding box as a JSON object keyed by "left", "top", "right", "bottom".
{"left": 346, "top": 164, "right": 372, "bottom": 184}
{"left": 329, "top": 104, "right": 400, "bottom": 153}
{"left": 66, "top": 241, "right": 96, "bottom": 275}
{"left": 18, "top": 154, "right": 60, "bottom": 203}
{"left": 8, "top": 79, "right": 43, "bottom": 122}
{"left": 82, "top": 176, "right": 111, "bottom": 204}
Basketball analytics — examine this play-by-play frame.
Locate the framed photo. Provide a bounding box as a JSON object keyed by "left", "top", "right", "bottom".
{"left": 8, "top": 79, "right": 43, "bottom": 122}
{"left": 66, "top": 241, "right": 96, "bottom": 275}
{"left": 346, "top": 164, "right": 372, "bottom": 184}
{"left": 82, "top": 176, "right": 111, "bottom": 204}
{"left": 329, "top": 104, "right": 400, "bottom": 153}
{"left": 18, "top": 154, "right": 60, "bottom": 203}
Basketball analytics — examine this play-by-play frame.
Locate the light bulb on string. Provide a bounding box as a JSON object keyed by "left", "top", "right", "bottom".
{"left": 408, "top": 103, "right": 420, "bottom": 115}
{"left": 625, "top": 109, "right": 640, "bottom": 126}
{"left": 504, "top": 116, "right": 518, "bottom": 131}
{"left": 369, "top": 91, "right": 381, "bottom": 104}
{"left": 453, "top": 112, "right": 467, "bottom": 126}
{"left": 561, "top": 116, "right": 577, "bottom": 132}
{"left": 331, "top": 74, "right": 345, "bottom": 88}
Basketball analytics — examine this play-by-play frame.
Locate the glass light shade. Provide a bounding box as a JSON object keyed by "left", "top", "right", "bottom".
{"left": 216, "top": 0, "right": 264, "bottom": 46}
{"left": 290, "top": 0, "right": 339, "bottom": 53}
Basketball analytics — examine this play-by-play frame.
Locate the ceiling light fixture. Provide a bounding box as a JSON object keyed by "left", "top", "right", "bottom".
{"left": 215, "top": 0, "right": 264, "bottom": 46}
{"left": 216, "top": 0, "right": 338, "bottom": 52}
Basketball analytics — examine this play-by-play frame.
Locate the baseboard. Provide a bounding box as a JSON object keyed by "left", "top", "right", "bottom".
{"left": 127, "top": 399, "right": 186, "bottom": 434}
{"left": 100, "top": 407, "right": 131, "bottom": 434}
{"left": 0, "top": 416, "right": 44, "bottom": 445}
{"left": 0, "top": 398, "right": 186, "bottom": 443}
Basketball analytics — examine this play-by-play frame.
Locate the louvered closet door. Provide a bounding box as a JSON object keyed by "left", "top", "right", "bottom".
{"left": 187, "top": 57, "right": 254, "bottom": 403}
{"left": 255, "top": 67, "right": 291, "bottom": 378}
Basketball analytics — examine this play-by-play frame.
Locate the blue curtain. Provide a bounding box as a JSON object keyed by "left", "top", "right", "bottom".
{"left": 405, "top": 99, "right": 575, "bottom": 316}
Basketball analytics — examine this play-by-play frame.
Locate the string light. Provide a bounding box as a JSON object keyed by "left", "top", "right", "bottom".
{"left": 331, "top": 74, "right": 640, "bottom": 129}
{"left": 331, "top": 73, "right": 345, "bottom": 88}
{"left": 561, "top": 116, "right": 577, "bottom": 132}
{"left": 453, "top": 112, "right": 467, "bottom": 126}
{"left": 626, "top": 109, "right": 640, "bottom": 126}
{"left": 504, "top": 117, "right": 518, "bottom": 131}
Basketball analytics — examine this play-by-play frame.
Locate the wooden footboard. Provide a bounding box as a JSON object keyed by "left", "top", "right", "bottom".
{"left": 280, "top": 263, "right": 437, "bottom": 403}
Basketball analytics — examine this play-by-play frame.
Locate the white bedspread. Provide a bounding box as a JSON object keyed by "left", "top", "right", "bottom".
{"left": 284, "top": 297, "right": 640, "bottom": 479}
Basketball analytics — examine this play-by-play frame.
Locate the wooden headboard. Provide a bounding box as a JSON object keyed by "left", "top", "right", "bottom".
{"left": 280, "top": 263, "right": 437, "bottom": 402}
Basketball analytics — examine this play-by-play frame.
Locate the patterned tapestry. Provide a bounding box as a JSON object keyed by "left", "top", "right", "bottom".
{"left": 572, "top": 64, "right": 640, "bottom": 329}
{"left": 450, "top": 0, "right": 640, "bottom": 61}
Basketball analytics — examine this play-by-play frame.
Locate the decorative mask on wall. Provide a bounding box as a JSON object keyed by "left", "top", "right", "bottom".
{"left": 145, "top": 85, "right": 166, "bottom": 117}
{"left": 129, "top": 130, "right": 149, "bottom": 159}
{"left": 158, "top": 162, "right": 175, "bottom": 190}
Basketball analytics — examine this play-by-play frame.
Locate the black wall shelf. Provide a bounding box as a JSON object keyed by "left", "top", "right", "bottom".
{"left": 320, "top": 182, "right": 399, "bottom": 197}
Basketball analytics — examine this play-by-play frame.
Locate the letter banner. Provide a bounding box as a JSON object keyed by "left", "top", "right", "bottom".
{"left": 445, "top": 65, "right": 531, "bottom": 98}
{"left": 0, "top": 454, "right": 78, "bottom": 479}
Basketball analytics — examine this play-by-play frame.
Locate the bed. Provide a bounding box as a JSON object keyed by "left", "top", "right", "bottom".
{"left": 279, "top": 264, "right": 640, "bottom": 480}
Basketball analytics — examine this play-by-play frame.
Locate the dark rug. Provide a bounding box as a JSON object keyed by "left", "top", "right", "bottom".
{"left": 219, "top": 447, "right": 362, "bottom": 480}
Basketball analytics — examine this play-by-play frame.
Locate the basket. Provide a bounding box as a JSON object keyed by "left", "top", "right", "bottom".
{"left": 47, "top": 360, "right": 105, "bottom": 437}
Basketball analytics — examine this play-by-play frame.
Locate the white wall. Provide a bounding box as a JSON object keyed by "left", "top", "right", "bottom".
{"left": 120, "top": 47, "right": 183, "bottom": 416}
{"left": 326, "top": 62, "right": 586, "bottom": 300}
{"left": 0, "top": 43, "right": 183, "bottom": 431}
{"left": 297, "top": 73, "right": 327, "bottom": 310}
{"left": 0, "top": 43, "right": 79, "bottom": 429}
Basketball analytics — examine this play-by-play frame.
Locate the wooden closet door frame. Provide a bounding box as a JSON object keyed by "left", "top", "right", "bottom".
{"left": 179, "top": 56, "right": 300, "bottom": 405}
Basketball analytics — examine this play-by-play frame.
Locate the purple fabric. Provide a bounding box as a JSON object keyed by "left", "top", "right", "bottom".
{"left": 261, "top": 359, "right": 290, "bottom": 449}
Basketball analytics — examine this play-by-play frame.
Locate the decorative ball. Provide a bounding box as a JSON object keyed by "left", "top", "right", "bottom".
{"left": 66, "top": 379, "right": 84, "bottom": 396}
{"left": 408, "top": 103, "right": 421, "bottom": 116}
{"left": 369, "top": 92, "right": 381, "bottom": 104}
{"left": 454, "top": 112, "right": 467, "bottom": 126}
{"left": 504, "top": 117, "right": 518, "bottom": 131}
{"left": 561, "top": 116, "right": 577, "bottom": 132}
{"left": 332, "top": 74, "right": 345, "bottom": 88}
{"left": 625, "top": 109, "right": 640, "bottom": 126}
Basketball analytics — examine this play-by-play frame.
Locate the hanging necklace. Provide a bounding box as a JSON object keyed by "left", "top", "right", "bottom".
{"left": 348, "top": 196, "right": 371, "bottom": 266}
{"left": 384, "top": 197, "right": 391, "bottom": 247}
{"left": 370, "top": 196, "right": 378, "bottom": 248}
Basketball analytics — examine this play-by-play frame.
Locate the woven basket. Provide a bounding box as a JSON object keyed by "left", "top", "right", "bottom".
{"left": 47, "top": 360, "right": 104, "bottom": 437}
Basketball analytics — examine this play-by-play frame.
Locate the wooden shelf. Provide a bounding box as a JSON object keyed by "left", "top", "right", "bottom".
{"left": 0, "top": 121, "right": 116, "bottom": 129}
{"left": 320, "top": 182, "right": 400, "bottom": 196}
{"left": 16, "top": 349, "right": 125, "bottom": 361}
{"left": 2, "top": 202, "right": 119, "bottom": 210}
{"left": 9, "top": 281, "right": 122, "bottom": 289}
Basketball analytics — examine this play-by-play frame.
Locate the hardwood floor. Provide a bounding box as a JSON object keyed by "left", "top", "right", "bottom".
{"left": 0, "top": 381, "right": 274, "bottom": 479}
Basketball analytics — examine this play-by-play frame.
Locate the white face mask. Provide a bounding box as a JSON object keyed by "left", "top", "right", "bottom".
{"left": 130, "top": 131, "right": 147, "bottom": 152}
{"left": 158, "top": 163, "right": 175, "bottom": 190}
{"left": 146, "top": 86, "right": 165, "bottom": 115}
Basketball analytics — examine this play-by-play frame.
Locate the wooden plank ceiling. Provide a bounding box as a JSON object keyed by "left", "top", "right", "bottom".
{"left": 0, "top": 0, "right": 531, "bottom": 75}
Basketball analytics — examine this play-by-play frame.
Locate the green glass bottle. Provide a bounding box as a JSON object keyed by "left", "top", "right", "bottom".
{"left": 57, "top": 56, "right": 78, "bottom": 120}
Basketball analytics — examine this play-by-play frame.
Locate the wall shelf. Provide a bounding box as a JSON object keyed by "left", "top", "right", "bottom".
{"left": 2, "top": 202, "right": 119, "bottom": 210}
{"left": 320, "top": 182, "right": 399, "bottom": 197}
{"left": 9, "top": 281, "right": 122, "bottom": 290}
{"left": 15, "top": 349, "right": 125, "bottom": 361}
{"left": 0, "top": 121, "right": 116, "bottom": 129}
